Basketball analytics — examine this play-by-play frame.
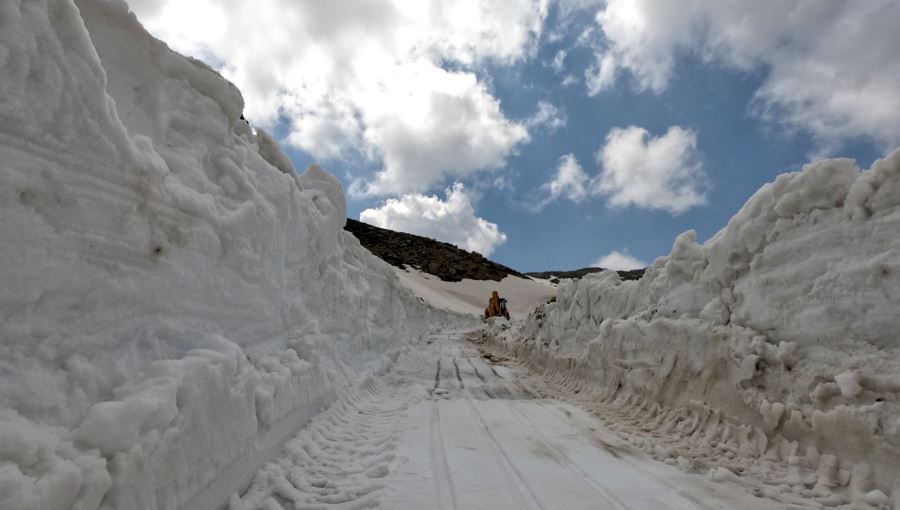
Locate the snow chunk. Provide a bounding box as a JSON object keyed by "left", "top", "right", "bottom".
{"left": 865, "top": 489, "right": 890, "bottom": 507}
{"left": 770, "top": 158, "right": 858, "bottom": 218}
{"left": 75, "top": 375, "right": 179, "bottom": 454}
{"left": 299, "top": 163, "right": 348, "bottom": 227}
{"left": 834, "top": 371, "right": 862, "bottom": 399}
{"left": 845, "top": 148, "right": 900, "bottom": 220}
{"left": 256, "top": 128, "right": 297, "bottom": 175}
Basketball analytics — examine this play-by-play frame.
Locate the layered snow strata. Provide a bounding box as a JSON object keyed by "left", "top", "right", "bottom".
{"left": 0, "top": 1, "right": 466, "bottom": 509}
{"left": 483, "top": 149, "right": 900, "bottom": 500}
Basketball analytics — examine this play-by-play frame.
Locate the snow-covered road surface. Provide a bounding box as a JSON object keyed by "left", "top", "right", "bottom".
{"left": 232, "top": 330, "right": 779, "bottom": 509}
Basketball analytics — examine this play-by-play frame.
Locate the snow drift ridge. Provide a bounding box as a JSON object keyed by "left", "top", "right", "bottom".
{"left": 482, "top": 148, "right": 900, "bottom": 503}
{"left": 0, "top": 1, "right": 466, "bottom": 509}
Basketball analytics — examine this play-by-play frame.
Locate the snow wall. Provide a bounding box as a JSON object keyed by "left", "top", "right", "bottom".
{"left": 0, "top": 1, "right": 469, "bottom": 509}
{"left": 480, "top": 149, "right": 900, "bottom": 500}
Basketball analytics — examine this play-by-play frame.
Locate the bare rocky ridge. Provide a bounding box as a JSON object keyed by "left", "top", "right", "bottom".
{"left": 525, "top": 267, "right": 646, "bottom": 282}
{"left": 344, "top": 219, "right": 646, "bottom": 283}
{"left": 344, "top": 219, "right": 523, "bottom": 282}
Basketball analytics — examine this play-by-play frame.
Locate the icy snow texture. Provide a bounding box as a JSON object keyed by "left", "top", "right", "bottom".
{"left": 489, "top": 149, "right": 900, "bottom": 498}
{"left": 0, "top": 1, "right": 466, "bottom": 509}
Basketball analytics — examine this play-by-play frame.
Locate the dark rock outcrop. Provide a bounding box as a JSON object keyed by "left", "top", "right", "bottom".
{"left": 526, "top": 267, "right": 645, "bottom": 281}
{"left": 344, "top": 219, "right": 522, "bottom": 282}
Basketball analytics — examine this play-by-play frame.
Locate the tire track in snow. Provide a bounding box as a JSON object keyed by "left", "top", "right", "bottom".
{"left": 542, "top": 403, "right": 717, "bottom": 510}
{"left": 466, "top": 357, "right": 495, "bottom": 399}
{"left": 500, "top": 399, "right": 633, "bottom": 510}
{"left": 437, "top": 342, "right": 539, "bottom": 509}
{"left": 465, "top": 340, "right": 709, "bottom": 509}
{"left": 232, "top": 352, "right": 419, "bottom": 510}
{"left": 461, "top": 396, "right": 547, "bottom": 510}
{"left": 452, "top": 358, "right": 464, "bottom": 389}
{"left": 434, "top": 358, "right": 441, "bottom": 392}
{"left": 461, "top": 343, "right": 629, "bottom": 509}
{"left": 467, "top": 358, "right": 487, "bottom": 384}
{"left": 486, "top": 345, "right": 723, "bottom": 510}
{"left": 429, "top": 401, "right": 459, "bottom": 510}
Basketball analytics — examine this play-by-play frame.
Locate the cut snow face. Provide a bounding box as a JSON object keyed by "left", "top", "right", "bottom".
{"left": 0, "top": 1, "right": 468, "bottom": 509}
{"left": 481, "top": 148, "right": 900, "bottom": 503}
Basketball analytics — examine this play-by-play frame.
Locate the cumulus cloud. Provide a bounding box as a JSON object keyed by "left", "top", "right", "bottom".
{"left": 585, "top": 53, "right": 618, "bottom": 96}
{"left": 592, "top": 250, "right": 647, "bottom": 270}
{"left": 553, "top": 0, "right": 605, "bottom": 32}
{"left": 550, "top": 49, "right": 567, "bottom": 73}
{"left": 596, "top": 126, "right": 705, "bottom": 213}
{"left": 126, "top": 0, "right": 548, "bottom": 195}
{"left": 359, "top": 183, "right": 507, "bottom": 256}
{"left": 360, "top": 67, "right": 529, "bottom": 195}
{"left": 560, "top": 74, "right": 579, "bottom": 87}
{"left": 588, "top": 0, "right": 900, "bottom": 147}
{"left": 525, "top": 100, "right": 567, "bottom": 133}
{"left": 537, "top": 127, "right": 705, "bottom": 214}
{"left": 539, "top": 154, "right": 590, "bottom": 207}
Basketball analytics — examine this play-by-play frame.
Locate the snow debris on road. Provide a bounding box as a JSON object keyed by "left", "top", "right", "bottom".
{"left": 0, "top": 2, "right": 468, "bottom": 509}
{"left": 478, "top": 148, "right": 900, "bottom": 508}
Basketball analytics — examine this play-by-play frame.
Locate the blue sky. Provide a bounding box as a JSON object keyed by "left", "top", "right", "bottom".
{"left": 129, "top": 0, "right": 897, "bottom": 272}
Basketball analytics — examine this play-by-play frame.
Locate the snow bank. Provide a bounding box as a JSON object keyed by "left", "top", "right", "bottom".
{"left": 481, "top": 150, "right": 900, "bottom": 501}
{"left": 0, "top": 1, "right": 467, "bottom": 509}
{"left": 393, "top": 267, "right": 557, "bottom": 319}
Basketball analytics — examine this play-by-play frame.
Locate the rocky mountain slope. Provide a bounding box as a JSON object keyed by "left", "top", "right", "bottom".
{"left": 345, "top": 219, "right": 645, "bottom": 283}
{"left": 525, "top": 267, "right": 645, "bottom": 282}
{"left": 344, "top": 219, "right": 522, "bottom": 282}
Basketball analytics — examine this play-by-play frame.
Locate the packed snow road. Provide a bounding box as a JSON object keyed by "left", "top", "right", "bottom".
{"left": 232, "top": 330, "right": 778, "bottom": 510}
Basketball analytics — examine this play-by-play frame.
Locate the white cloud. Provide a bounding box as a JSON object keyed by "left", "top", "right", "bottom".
{"left": 537, "top": 126, "right": 705, "bottom": 213}
{"left": 585, "top": 53, "right": 618, "bottom": 96}
{"left": 126, "top": 0, "right": 547, "bottom": 195}
{"left": 539, "top": 154, "right": 590, "bottom": 207}
{"left": 591, "top": 0, "right": 688, "bottom": 93}
{"left": 596, "top": 126, "right": 705, "bottom": 213}
{"left": 491, "top": 175, "right": 516, "bottom": 192}
{"left": 592, "top": 250, "right": 647, "bottom": 270}
{"left": 589, "top": 0, "right": 900, "bottom": 147}
{"left": 359, "top": 183, "right": 507, "bottom": 256}
{"left": 560, "top": 74, "right": 579, "bottom": 87}
{"left": 553, "top": 0, "right": 605, "bottom": 32}
{"left": 551, "top": 49, "right": 567, "bottom": 72}
{"left": 359, "top": 66, "right": 530, "bottom": 195}
{"left": 525, "top": 100, "right": 567, "bottom": 133}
